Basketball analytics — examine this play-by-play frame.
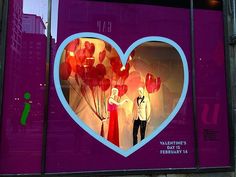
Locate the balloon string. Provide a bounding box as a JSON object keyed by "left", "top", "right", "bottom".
{"left": 104, "top": 91, "right": 107, "bottom": 115}
{"left": 110, "top": 70, "right": 113, "bottom": 95}
{"left": 81, "top": 87, "right": 92, "bottom": 108}
{"left": 82, "top": 87, "right": 102, "bottom": 120}
{"left": 68, "top": 80, "right": 102, "bottom": 120}
{"left": 96, "top": 87, "right": 100, "bottom": 116}
{"left": 91, "top": 88, "right": 98, "bottom": 115}
{"left": 67, "top": 80, "right": 84, "bottom": 113}
{"left": 67, "top": 80, "right": 94, "bottom": 113}
{"left": 99, "top": 88, "right": 102, "bottom": 117}
{"left": 82, "top": 87, "right": 99, "bottom": 117}
{"left": 102, "top": 91, "right": 104, "bottom": 115}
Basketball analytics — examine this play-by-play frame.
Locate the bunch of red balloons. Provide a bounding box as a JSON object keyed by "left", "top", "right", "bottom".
{"left": 60, "top": 39, "right": 134, "bottom": 137}
{"left": 109, "top": 57, "right": 131, "bottom": 96}
{"left": 110, "top": 57, "right": 130, "bottom": 81}
{"left": 60, "top": 39, "right": 111, "bottom": 92}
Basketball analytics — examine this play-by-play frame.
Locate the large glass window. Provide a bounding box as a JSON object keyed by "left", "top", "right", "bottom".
{"left": 46, "top": 0, "right": 195, "bottom": 173}
{"left": 193, "top": 0, "right": 231, "bottom": 168}
{"left": 0, "top": 0, "right": 232, "bottom": 175}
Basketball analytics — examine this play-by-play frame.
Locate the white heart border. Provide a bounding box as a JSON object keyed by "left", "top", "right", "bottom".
{"left": 53, "top": 32, "right": 189, "bottom": 157}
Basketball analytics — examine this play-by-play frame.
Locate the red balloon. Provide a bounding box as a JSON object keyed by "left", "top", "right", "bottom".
{"left": 85, "top": 57, "right": 95, "bottom": 67}
{"left": 104, "top": 41, "right": 112, "bottom": 52}
{"left": 75, "top": 49, "right": 86, "bottom": 65}
{"left": 145, "top": 73, "right": 161, "bottom": 93}
{"left": 146, "top": 73, "right": 155, "bottom": 93}
{"left": 96, "top": 64, "right": 106, "bottom": 81}
{"left": 118, "top": 63, "right": 130, "bottom": 80}
{"left": 113, "top": 66, "right": 122, "bottom": 75}
{"left": 111, "top": 60, "right": 122, "bottom": 75}
{"left": 60, "top": 62, "right": 71, "bottom": 80}
{"left": 122, "top": 70, "right": 129, "bottom": 81}
{"left": 100, "top": 78, "right": 110, "bottom": 91}
{"left": 84, "top": 66, "right": 99, "bottom": 88}
{"left": 86, "top": 66, "right": 97, "bottom": 78}
{"left": 65, "top": 39, "right": 80, "bottom": 52}
{"left": 84, "top": 49, "right": 91, "bottom": 58}
{"left": 115, "top": 84, "right": 128, "bottom": 97}
{"left": 110, "top": 57, "right": 122, "bottom": 69}
{"left": 99, "top": 50, "right": 106, "bottom": 63}
{"left": 84, "top": 41, "right": 95, "bottom": 57}
{"left": 90, "top": 43, "right": 95, "bottom": 55}
{"left": 84, "top": 41, "right": 90, "bottom": 49}
{"left": 118, "top": 70, "right": 128, "bottom": 80}
{"left": 76, "top": 65, "right": 85, "bottom": 79}
{"left": 66, "top": 56, "right": 77, "bottom": 72}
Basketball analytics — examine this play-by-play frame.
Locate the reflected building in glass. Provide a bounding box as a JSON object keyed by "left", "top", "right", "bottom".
{"left": 0, "top": 0, "right": 48, "bottom": 173}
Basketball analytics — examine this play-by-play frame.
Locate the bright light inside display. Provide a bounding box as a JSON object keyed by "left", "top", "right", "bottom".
{"left": 69, "top": 51, "right": 75, "bottom": 56}
{"left": 120, "top": 66, "right": 125, "bottom": 71}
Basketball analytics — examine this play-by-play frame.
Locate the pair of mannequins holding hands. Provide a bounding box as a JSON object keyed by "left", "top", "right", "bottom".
{"left": 107, "top": 87, "right": 151, "bottom": 147}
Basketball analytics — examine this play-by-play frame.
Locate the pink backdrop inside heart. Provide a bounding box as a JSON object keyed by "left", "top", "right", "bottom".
{"left": 59, "top": 37, "right": 184, "bottom": 150}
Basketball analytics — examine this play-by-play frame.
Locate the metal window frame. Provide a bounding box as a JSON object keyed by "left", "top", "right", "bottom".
{"left": 0, "top": 0, "right": 8, "bottom": 142}
{"left": 190, "top": 0, "right": 200, "bottom": 169}
{"left": 222, "top": 0, "right": 235, "bottom": 172}
{"left": 41, "top": 0, "right": 52, "bottom": 174}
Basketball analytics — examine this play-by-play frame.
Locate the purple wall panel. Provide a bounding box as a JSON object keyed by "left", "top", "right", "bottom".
{"left": 0, "top": 0, "right": 47, "bottom": 174}
{"left": 194, "top": 9, "right": 230, "bottom": 167}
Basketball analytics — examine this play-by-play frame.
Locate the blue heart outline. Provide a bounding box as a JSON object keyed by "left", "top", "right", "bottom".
{"left": 53, "top": 32, "right": 189, "bottom": 157}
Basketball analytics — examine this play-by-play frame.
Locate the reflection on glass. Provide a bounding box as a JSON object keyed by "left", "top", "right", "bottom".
{"left": 194, "top": 6, "right": 230, "bottom": 167}
{"left": 0, "top": 0, "right": 48, "bottom": 174}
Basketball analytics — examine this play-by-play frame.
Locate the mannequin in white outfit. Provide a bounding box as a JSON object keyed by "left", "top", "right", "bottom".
{"left": 132, "top": 87, "right": 151, "bottom": 145}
